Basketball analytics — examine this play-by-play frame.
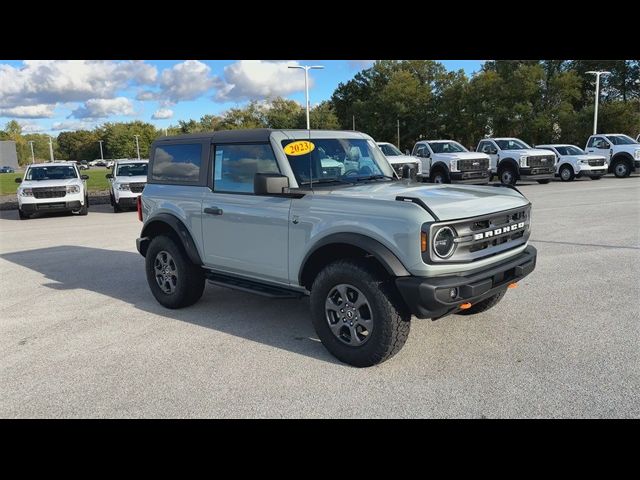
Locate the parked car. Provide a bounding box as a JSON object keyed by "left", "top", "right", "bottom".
{"left": 376, "top": 142, "right": 423, "bottom": 180}
{"left": 0, "top": 166, "right": 16, "bottom": 173}
{"left": 106, "top": 161, "right": 114, "bottom": 169}
{"left": 136, "top": 129, "right": 537, "bottom": 367}
{"left": 476, "top": 137, "right": 556, "bottom": 185}
{"left": 411, "top": 140, "right": 491, "bottom": 184}
{"left": 106, "top": 159, "right": 148, "bottom": 212}
{"left": 535, "top": 144, "right": 607, "bottom": 181}
{"left": 585, "top": 134, "right": 640, "bottom": 178}
{"left": 77, "top": 160, "right": 90, "bottom": 170}
{"left": 15, "top": 161, "right": 89, "bottom": 219}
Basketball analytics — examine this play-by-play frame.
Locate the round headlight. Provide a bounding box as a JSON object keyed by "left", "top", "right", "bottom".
{"left": 433, "top": 226, "right": 456, "bottom": 259}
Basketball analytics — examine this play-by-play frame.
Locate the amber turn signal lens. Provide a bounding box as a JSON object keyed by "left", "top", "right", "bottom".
{"left": 460, "top": 302, "right": 472, "bottom": 309}
{"left": 421, "top": 231, "right": 428, "bottom": 252}
{"left": 508, "top": 283, "right": 518, "bottom": 289}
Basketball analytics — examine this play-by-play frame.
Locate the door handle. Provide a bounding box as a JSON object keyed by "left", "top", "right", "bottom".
{"left": 204, "top": 207, "right": 223, "bottom": 215}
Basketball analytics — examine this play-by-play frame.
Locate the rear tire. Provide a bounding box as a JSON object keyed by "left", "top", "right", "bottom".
{"left": 145, "top": 235, "right": 205, "bottom": 309}
{"left": 310, "top": 258, "right": 411, "bottom": 367}
{"left": 456, "top": 290, "right": 506, "bottom": 316}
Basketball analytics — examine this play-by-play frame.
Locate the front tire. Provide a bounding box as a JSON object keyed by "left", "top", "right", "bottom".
{"left": 145, "top": 235, "right": 205, "bottom": 309}
{"left": 18, "top": 208, "right": 29, "bottom": 220}
{"left": 613, "top": 160, "right": 630, "bottom": 178}
{"left": 559, "top": 165, "right": 574, "bottom": 182}
{"left": 430, "top": 170, "right": 450, "bottom": 184}
{"left": 78, "top": 196, "right": 89, "bottom": 216}
{"left": 310, "top": 258, "right": 411, "bottom": 367}
{"left": 499, "top": 165, "right": 517, "bottom": 186}
{"left": 537, "top": 179, "right": 551, "bottom": 184}
{"left": 113, "top": 200, "right": 121, "bottom": 213}
{"left": 455, "top": 290, "right": 506, "bottom": 316}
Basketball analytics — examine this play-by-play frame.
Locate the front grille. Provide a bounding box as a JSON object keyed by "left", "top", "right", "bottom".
{"left": 458, "top": 158, "right": 489, "bottom": 171}
{"left": 425, "top": 205, "right": 531, "bottom": 263}
{"left": 32, "top": 187, "right": 66, "bottom": 199}
{"left": 129, "top": 182, "right": 146, "bottom": 193}
{"left": 588, "top": 159, "right": 605, "bottom": 167}
{"left": 527, "top": 155, "right": 555, "bottom": 167}
{"left": 392, "top": 163, "right": 418, "bottom": 176}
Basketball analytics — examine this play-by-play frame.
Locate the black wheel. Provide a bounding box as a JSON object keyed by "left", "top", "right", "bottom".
{"left": 109, "top": 192, "right": 115, "bottom": 206}
{"left": 145, "top": 235, "right": 205, "bottom": 309}
{"left": 113, "top": 200, "right": 121, "bottom": 213}
{"left": 18, "top": 208, "right": 29, "bottom": 220}
{"left": 537, "top": 179, "right": 551, "bottom": 184}
{"left": 78, "top": 196, "right": 89, "bottom": 216}
{"left": 612, "top": 160, "right": 630, "bottom": 178}
{"left": 456, "top": 290, "right": 506, "bottom": 316}
{"left": 591, "top": 175, "right": 602, "bottom": 180}
{"left": 559, "top": 165, "right": 574, "bottom": 182}
{"left": 430, "top": 170, "right": 450, "bottom": 184}
{"left": 499, "top": 165, "right": 517, "bottom": 185}
{"left": 310, "top": 258, "right": 411, "bottom": 367}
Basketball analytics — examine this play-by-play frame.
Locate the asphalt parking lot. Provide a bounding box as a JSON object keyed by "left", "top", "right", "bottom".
{"left": 1, "top": 176, "right": 638, "bottom": 418}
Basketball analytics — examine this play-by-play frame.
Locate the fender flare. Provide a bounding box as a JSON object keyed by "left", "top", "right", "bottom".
{"left": 298, "top": 232, "right": 411, "bottom": 285}
{"left": 558, "top": 162, "right": 574, "bottom": 174}
{"left": 139, "top": 213, "right": 202, "bottom": 265}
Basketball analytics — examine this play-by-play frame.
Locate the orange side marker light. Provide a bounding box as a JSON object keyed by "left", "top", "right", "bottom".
{"left": 460, "top": 302, "right": 472, "bottom": 310}
{"left": 508, "top": 283, "right": 518, "bottom": 289}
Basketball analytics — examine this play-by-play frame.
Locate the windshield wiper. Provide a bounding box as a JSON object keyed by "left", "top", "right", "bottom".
{"left": 354, "top": 174, "right": 395, "bottom": 182}
{"left": 299, "top": 178, "right": 356, "bottom": 186}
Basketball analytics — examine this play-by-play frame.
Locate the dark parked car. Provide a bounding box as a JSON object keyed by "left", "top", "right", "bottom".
{"left": 0, "top": 166, "right": 16, "bottom": 173}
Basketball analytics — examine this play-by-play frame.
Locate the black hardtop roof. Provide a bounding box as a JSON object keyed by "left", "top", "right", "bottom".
{"left": 153, "top": 128, "right": 366, "bottom": 144}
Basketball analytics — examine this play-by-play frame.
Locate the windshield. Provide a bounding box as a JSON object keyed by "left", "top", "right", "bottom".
{"left": 606, "top": 135, "right": 638, "bottom": 145}
{"left": 282, "top": 138, "right": 394, "bottom": 186}
{"left": 555, "top": 146, "right": 585, "bottom": 156}
{"left": 26, "top": 165, "right": 77, "bottom": 181}
{"left": 495, "top": 139, "right": 530, "bottom": 150}
{"left": 428, "top": 141, "right": 467, "bottom": 154}
{"left": 116, "top": 163, "right": 148, "bottom": 177}
{"left": 378, "top": 143, "right": 403, "bottom": 156}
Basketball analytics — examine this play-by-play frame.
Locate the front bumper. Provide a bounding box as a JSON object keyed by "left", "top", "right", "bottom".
{"left": 20, "top": 200, "right": 82, "bottom": 214}
{"left": 576, "top": 166, "right": 608, "bottom": 177}
{"left": 115, "top": 196, "right": 139, "bottom": 207}
{"left": 395, "top": 245, "right": 537, "bottom": 319}
{"left": 519, "top": 167, "right": 555, "bottom": 179}
{"left": 450, "top": 170, "right": 491, "bottom": 184}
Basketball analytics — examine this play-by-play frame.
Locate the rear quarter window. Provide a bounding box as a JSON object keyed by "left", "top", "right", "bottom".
{"left": 150, "top": 143, "right": 203, "bottom": 184}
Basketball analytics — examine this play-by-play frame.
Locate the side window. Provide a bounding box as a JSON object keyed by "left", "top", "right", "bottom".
{"left": 213, "top": 143, "right": 279, "bottom": 193}
{"left": 414, "top": 145, "right": 425, "bottom": 157}
{"left": 478, "top": 141, "right": 488, "bottom": 153}
{"left": 151, "top": 143, "right": 202, "bottom": 183}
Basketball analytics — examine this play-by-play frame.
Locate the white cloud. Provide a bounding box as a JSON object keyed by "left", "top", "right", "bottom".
{"left": 18, "top": 121, "right": 46, "bottom": 133}
{"left": 152, "top": 108, "right": 173, "bottom": 119}
{"left": 51, "top": 120, "right": 96, "bottom": 131}
{"left": 215, "top": 60, "right": 308, "bottom": 101}
{"left": 0, "top": 104, "right": 55, "bottom": 118}
{"left": 136, "top": 90, "right": 156, "bottom": 101}
{"left": 347, "top": 60, "right": 375, "bottom": 70}
{"left": 0, "top": 60, "right": 157, "bottom": 109}
{"left": 71, "top": 97, "right": 135, "bottom": 119}
{"left": 157, "top": 60, "right": 217, "bottom": 104}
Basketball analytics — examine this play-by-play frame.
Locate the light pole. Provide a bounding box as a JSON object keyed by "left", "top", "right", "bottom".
{"left": 397, "top": 118, "right": 400, "bottom": 149}
{"left": 28, "top": 141, "right": 35, "bottom": 163}
{"left": 288, "top": 64, "right": 324, "bottom": 130}
{"left": 585, "top": 70, "right": 610, "bottom": 135}
{"left": 98, "top": 140, "right": 104, "bottom": 161}
{"left": 48, "top": 135, "right": 54, "bottom": 162}
{"left": 134, "top": 135, "right": 140, "bottom": 160}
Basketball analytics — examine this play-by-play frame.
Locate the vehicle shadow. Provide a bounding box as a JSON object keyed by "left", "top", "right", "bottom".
{"left": 1, "top": 246, "right": 340, "bottom": 365}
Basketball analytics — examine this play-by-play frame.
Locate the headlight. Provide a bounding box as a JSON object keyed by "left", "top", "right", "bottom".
{"left": 449, "top": 160, "right": 458, "bottom": 172}
{"left": 433, "top": 226, "right": 456, "bottom": 259}
{"left": 634, "top": 150, "right": 640, "bottom": 160}
{"left": 520, "top": 155, "right": 528, "bottom": 167}
{"left": 579, "top": 159, "right": 588, "bottom": 164}
{"left": 19, "top": 188, "right": 33, "bottom": 197}
{"left": 66, "top": 185, "right": 80, "bottom": 193}
{"left": 117, "top": 183, "right": 130, "bottom": 191}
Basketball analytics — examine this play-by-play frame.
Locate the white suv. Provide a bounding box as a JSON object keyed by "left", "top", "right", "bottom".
{"left": 376, "top": 142, "right": 423, "bottom": 179}
{"left": 411, "top": 140, "right": 491, "bottom": 184}
{"left": 536, "top": 144, "right": 608, "bottom": 181}
{"left": 107, "top": 159, "right": 148, "bottom": 212}
{"left": 585, "top": 134, "right": 640, "bottom": 178}
{"left": 15, "top": 162, "right": 89, "bottom": 220}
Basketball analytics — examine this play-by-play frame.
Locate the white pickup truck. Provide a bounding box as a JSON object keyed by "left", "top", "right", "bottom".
{"left": 476, "top": 138, "right": 556, "bottom": 185}
{"left": 536, "top": 144, "right": 607, "bottom": 181}
{"left": 410, "top": 140, "right": 491, "bottom": 184}
{"left": 376, "top": 142, "right": 423, "bottom": 180}
{"left": 585, "top": 134, "right": 640, "bottom": 178}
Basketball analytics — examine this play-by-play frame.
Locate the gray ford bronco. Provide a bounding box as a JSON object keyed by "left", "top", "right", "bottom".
{"left": 136, "top": 129, "right": 537, "bottom": 367}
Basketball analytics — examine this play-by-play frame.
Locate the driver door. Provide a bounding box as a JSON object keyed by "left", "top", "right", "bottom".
{"left": 586, "top": 136, "right": 611, "bottom": 161}
{"left": 480, "top": 141, "right": 499, "bottom": 172}
{"left": 414, "top": 145, "right": 431, "bottom": 175}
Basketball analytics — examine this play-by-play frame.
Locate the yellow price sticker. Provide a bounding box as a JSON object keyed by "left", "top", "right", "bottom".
{"left": 284, "top": 140, "right": 315, "bottom": 156}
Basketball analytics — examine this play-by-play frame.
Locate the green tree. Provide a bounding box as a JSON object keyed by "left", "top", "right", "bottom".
{"left": 263, "top": 97, "right": 304, "bottom": 129}
{"left": 56, "top": 130, "right": 100, "bottom": 161}
{"left": 96, "top": 121, "right": 158, "bottom": 159}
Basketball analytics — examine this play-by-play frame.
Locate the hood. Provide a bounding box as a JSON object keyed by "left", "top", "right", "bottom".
{"left": 114, "top": 175, "right": 147, "bottom": 183}
{"left": 433, "top": 151, "right": 489, "bottom": 160}
{"left": 385, "top": 154, "right": 420, "bottom": 165}
{"left": 519, "top": 149, "right": 557, "bottom": 157}
{"left": 317, "top": 181, "right": 529, "bottom": 221}
{"left": 19, "top": 178, "right": 82, "bottom": 189}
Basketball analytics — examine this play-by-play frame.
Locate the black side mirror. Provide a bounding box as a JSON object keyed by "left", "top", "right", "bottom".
{"left": 81, "top": 174, "right": 89, "bottom": 180}
{"left": 15, "top": 178, "right": 22, "bottom": 183}
{"left": 254, "top": 173, "right": 290, "bottom": 195}
{"left": 489, "top": 148, "right": 497, "bottom": 155}
{"left": 106, "top": 173, "right": 113, "bottom": 179}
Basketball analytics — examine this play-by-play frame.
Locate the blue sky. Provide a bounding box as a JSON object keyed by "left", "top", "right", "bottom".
{"left": 0, "top": 60, "right": 483, "bottom": 133}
